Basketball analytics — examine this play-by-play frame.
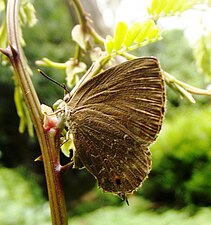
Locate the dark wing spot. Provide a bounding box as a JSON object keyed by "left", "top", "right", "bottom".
{"left": 114, "top": 175, "right": 122, "bottom": 186}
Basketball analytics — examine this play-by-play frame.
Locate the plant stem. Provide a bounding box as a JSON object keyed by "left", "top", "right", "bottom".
{"left": 164, "top": 71, "right": 211, "bottom": 96}
{"left": 1, "top": 0, "right": 68, "bottom": 224}
{"left": 71, "top": 0, "right": 105, "bottom": 44}
{"left": 71, "top": 0, "right": 86, "bottom": 25}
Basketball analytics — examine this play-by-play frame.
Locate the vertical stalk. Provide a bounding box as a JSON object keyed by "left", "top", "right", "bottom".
{"left": 1, "top": 0, "right": 68, "bottom": 224}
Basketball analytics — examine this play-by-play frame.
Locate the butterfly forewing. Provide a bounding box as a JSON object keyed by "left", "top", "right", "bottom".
{"left": 64, "top": 57, "right": 165, "bottom": 196}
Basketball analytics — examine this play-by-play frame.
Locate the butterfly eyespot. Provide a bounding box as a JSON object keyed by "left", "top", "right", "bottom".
{"left": 114, "top": 175, "right": 121, "bottom": 186}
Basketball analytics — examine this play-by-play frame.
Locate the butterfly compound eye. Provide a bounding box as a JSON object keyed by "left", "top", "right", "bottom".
{"left": 63, "top": 93, "right": 72, "bottom": 103}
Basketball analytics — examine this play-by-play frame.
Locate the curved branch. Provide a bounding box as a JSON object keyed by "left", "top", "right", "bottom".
{"left": 164, "top": 71, "right": 211, "bottom": 103}
{"left": 0, "top": 0, "right": 68, "bottom": 224}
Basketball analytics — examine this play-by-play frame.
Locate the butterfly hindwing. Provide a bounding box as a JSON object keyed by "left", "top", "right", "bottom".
{"left": 65, "top": 57, "right": 165, "bottom": 195}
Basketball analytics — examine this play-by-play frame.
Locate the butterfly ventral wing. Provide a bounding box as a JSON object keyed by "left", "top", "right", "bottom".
{"left": 64, "top": 57, "right": 166, "bottom": 197}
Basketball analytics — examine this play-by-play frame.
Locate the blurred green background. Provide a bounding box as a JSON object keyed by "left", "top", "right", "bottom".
{"left": 1, "top": 0, "right": 211, "bottom": 224}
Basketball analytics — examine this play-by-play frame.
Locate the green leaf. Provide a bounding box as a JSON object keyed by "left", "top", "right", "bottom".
{"left": 104, "top": 35, "right": 114, "bottom": 54}
{"left": 72, "top": 24, "right": 89, "bottom": 50}
{"left": 148, "top": 0, "right": 202, "bottom": 19}
{"left": 177, "top": 0, "right": 199, "bottom": 14}
{"left": 0, "top": 2, "right": 7, "bottom": 62}
{"left": 194, "top": 34, "right": 211, "bottom": 79}
{"left": 147, "top": 27, "right": 160, "bottom": 39}
{"left": 14, "top": 84, "right": 25, "bottom": 133}
{"left": 123, "top": 22, "right": 142, "bottom": 48}
{"left": 0, "top": 19, "right": 7, "bottom": 49}
{"left": 22, "top": 2, "right": 37, "bottom": 27}
{"left": 0, "top": 0, "right": 5, "bottom": 12}
{"left": 66, "top": 59, "right": 87, "bottom": 88}
{"left": 147, "top": 0, "right": 166, "bottom": 17}
{"left": 135, "top": 19, "right": 155, "bottom": 44}
{"left": 19, "top": 1, "right": 37, "bottom": 27}
{"left": 113, "top": 22, "right": 128, "bottom": 51}
{"left": 169, "top": 0, "right": 189, "bottom": 14}
{"left": 61, "top": 139, "right": 71, "bottom": 157}
{"left": 162, "top": 0, "right": 178, "bottom": 14}
{"left": 14, "top": 76, "right": 34, "bottom": 136}
{"left": 61, "top": 133, "right": 75, "bottom": 157}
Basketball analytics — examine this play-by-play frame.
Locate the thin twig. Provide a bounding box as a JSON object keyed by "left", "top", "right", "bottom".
{"left": 0, "top": 1, "right": 68, "bottom": 224}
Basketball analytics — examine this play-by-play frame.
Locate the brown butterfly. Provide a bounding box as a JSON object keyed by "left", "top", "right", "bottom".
{"left": 63, "top": 57, "right": 166, "bottom": 201}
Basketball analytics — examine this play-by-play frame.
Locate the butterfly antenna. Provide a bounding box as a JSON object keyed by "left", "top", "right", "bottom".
{"left": 38, "top": 69, "right": 69, "bottom": 93}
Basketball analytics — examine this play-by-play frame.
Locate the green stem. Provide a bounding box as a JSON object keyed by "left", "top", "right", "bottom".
{"left": 71, "top": 0, "right": 105, "bottom": 45}
{"left": 70, "top": 52, "right": 111, "bottom": 95}
{"left": 88, "top": 24, "right": 105, "bottom": 44}
{"left": 36, "top": 58, "right": 67, "bottom": 69}
{"left": 164, "top": 71, "right": 211, "bottom": 96}
{"left": 71, "top": 0, "right": 87, "bottom": 26}
{"left": 1, "top": 0, "right": 68, "bottom": 224}
{"left": 73, "top": 44, "right": 81, "bottom": 60}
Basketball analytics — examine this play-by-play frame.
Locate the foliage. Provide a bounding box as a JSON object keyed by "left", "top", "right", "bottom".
{"left": 0, "top": 0, "right": 37, "bottom": 135}
{"left": 140, "top": 107, "right": 211, "bottom": 206}
{"left": 104, "top": 20, "right": 161, "bottom": 55}
{"left": 0, "top": 167, "right": 51, "bottom": 225}
{"left": 22, "top": 0, "right": 74, "bottom": 104}
{"left": 2, "top": 0, "right": 211, "bottom": 224}
{"left": 1, "top": 0, "right": 211, "bottom": 135}
{"left": 14, "top": 76, "right": 34, "bottom": 136}
{"left": 194, "top": 33, "right": 211, "bottom": 80}
{"left": 0, "top": 0, "right": 37, "bottom": 65}
{"left": 148, "top": 0, "right": 209, "bottom": 19}
{"left": 2, "top": 167, "right": 211, "bottom": 225}
{"left": 70, "top": 187, "right": 123, "bottom": 216}
{"left": 70, "top": 198, "right": 211, "bottom": 225}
